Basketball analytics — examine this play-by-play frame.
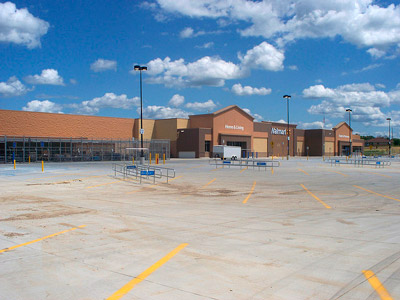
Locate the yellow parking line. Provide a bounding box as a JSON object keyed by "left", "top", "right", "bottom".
{"left": 211, "top": 166, "right": 223, "bottom": 171}
{"left": 243, "top": 181, "right": 256, "bottom": 204}
{"left": 201, "top": 178, "right": 216, "bottom": 188}
{"left": 168, "top": 175, "right": 183, "bottom": 182}
{"left": 354, "top": 185, "right": 400, "bottom": 202}
{"left": 240, "top": 167, "right": 248, "bottom": 173}
{"left": 300, "top": 184, "right": 331, "bottom": 209}
{"left": 362, "top": 270, "right": 393, "bottom": 300}
{"left": 328, "top": 170, "right": 347, "bottom": 177}
{"left": 298, "top": 168, "right": 309, "bottom": 175}
{"left": 107, "top": 243, "right": 188, "bottom": 300}
{"left": 0, "top": 225, "right": 86, "bottom": 254}
{"left": 366, "top": 172, "right": 392, "bottom": 178}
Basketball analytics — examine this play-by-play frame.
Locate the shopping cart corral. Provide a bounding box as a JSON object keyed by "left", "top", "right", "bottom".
{"left": 326, "top": 157, "right": 391, "bottom": 168}
{"left": 209, "top": 158, "right": 280, "bottom": 170}
{"left": 112, "top": 163, "right": 176, "bottom": 183}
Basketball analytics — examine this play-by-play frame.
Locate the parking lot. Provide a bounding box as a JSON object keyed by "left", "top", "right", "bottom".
{"left": 1, "top": 158, "right": 400, "bottom": 299}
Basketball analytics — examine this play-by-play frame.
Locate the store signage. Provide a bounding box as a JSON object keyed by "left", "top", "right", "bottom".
{"left": 339, "top": 134, "right": 349, "bottom": 138}
{"left": 271, "top": 128, "right": 287, "bottom": 135}
{"left": 225, "top": 124, "right": 244, "bottom": 131}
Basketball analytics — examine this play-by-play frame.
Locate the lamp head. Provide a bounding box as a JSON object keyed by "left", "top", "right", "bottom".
{"left": 387, "top": 117, "right": 391, "bottom": 121}
{"left": 283, "top": 95, "right": 291, "bottom": 99}
{"left": 134, "top": 65, "right": 140, "bottom": 71}
{"left": 346, "top": 108, "right": 352, "bottom": 112}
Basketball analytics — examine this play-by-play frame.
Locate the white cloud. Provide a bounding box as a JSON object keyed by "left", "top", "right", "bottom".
{"left": 145, "top": 56, "right": 242, "bottom": 87}
{"left": 144, "top": 41, "right": 283, "bottom": 88}
{"left": 0, "top": 76, "right": 30, "bottom": 97}
{"left": 242, "top": 108, "right": 262, "bottom": 122}
{"left": 185, "top": 99, "right": 216, "bottom": 111}
{"left": 196, "top": 42, "right": 214, "bottom": 49}
{"left": 288, "top": 65, "right": 298, "bottom": 71}
{"left": 304, "top": 82, "right": 399, "bottom": 126}
{"left": 24, "top": 69, "right": 64, "bottom": 85}
{"left": 155, "top": 0, "right": 400, "bottom": 55}
{"left": 180, "top": 27, "right": 194, "bottom": 38}
{"left": 90, "top": 59, "right": 117, "bottom": 72}
{"left": 240, "top": 42, "right": 284, "bottom": 71}
{"left": 0, "top": 2, "right": 49, "bottom": 49}
{"left": 299, "top": 121, "right": 333, "bottom": 129}
{"left": 22, "top": 100, "right": 62, "bottom": 113}
{"left": 231, "top": 83, "right": 271, "bottom": 96}
{"left": 353, "top": 63, "right": 383, "bottom": 73}
{"left": 168, "top": 94, "right": 185, "bottom": 107}
{"left": 140, "top": 105, "right": 190, "bottom": 119}
{"left": 367, "top": 48, "right": 386, "bottom": 58}
{"left": 74, "top": 93, "right": 139, "bottom": 114}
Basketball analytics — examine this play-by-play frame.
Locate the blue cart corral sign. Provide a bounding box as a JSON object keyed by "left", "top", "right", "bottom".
{"left": 257, "top": 162, "right": 266, "bottom": 166}
{"left": 141, "top": 170, "right": 155, "bottom": 175}
{"left": 126, "top": 166, "right": 136, "bottom": 169}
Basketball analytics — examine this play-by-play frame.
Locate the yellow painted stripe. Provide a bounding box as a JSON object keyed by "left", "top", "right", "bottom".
{"left": 328, "top": 170, "right": 348, "bottom": 177}
{"left": 243, "top": 181, "right": 256, "bottom": 204}
{"left": 168, "top": 175, "right": 183, "bottom": 182}
{"left": 300, "top": 184, "right": 331, "bottom": 209}
{"left": 107, "top": 243, "right": 188, "bottom": 300}
{"left": 240, "top": 167, "right": 248, "bottom": 173}
{"left": 298, "top": 168, "right": 309, "bottom": 175}
{"left": 366, "top": 172, "right": 392, "bottom": 178}
{"left": 211, "top": 166, "right": 223, "bottom": 171}
{"left": 86, "top": 181, "right": 121, "bottom": 189}
{"left": 0, "top": 225, "right": 86, "bottom": 254}
{"left": 201, "top": 178, "right": 216, "bottom": 188}
{"left": 354, "top": 185, "right": 400, "bottom": 202}
{"left": 362, "top": 270, "right": 393, "bottom": 300}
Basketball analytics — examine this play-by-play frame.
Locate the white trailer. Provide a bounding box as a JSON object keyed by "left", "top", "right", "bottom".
{"left": 213, "top": 145, "right": 241, "bottom": 160}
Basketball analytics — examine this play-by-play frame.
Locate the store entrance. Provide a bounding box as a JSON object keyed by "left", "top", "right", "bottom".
{"left": 227, "top": 141, "right": 246, "bottom": 149}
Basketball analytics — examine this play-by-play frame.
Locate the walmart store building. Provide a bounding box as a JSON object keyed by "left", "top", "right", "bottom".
{"left": 0, "top": 105, "right": 363, "bottom": 162}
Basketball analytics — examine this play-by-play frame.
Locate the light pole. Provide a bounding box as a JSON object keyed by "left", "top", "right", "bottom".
{"left": 346, "top": 108, "right": 352, "bottom": 156}
{"left": 387, "top": 117, "right": 391, "bottom": 156}
{"left": 283, "top": 95, "right": 291, "bottom": 160}
{"left": 134, "top": 65, "right": 147, "bottom": 164}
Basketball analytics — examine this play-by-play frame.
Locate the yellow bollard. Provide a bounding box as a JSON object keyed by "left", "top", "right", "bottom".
{"left": 271, "top": 167, "right": 274, "bottom": 175}
{"left": 132, "top": 157, "right": 134, "bottom": 165}
{"left": 149, "top": 153, "right": 152, "bottom": 164}
{"left": 42, "top": 160, "right": 44, "bottom": 172}
{"left": 156, "top": 153, "right": 159, "bottom": 165}
{"left": 14, "top": 159, "right": 16, "bottom": 169}
{"left": 29, "top": 156, "right": 31, "bottom": 164}
{"left": 307, "top": 155, "right": 309, "bottom": 161}
{"left": 163, "top": 153, "right": 165, "bottom": 164}
{"left": 323, "top": 156, "right": 325, "bottom": 161}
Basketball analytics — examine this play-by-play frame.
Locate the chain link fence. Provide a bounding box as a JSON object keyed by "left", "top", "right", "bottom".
{"left": 0, "top": 136, "right": 170, "bottom": 164}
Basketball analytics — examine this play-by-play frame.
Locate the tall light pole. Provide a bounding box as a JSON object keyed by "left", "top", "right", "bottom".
{"left": 346, "top": 108, "right": 352, "bottom": 156}
{"left": 134, "top": 65, "right": 147, "bottom": 164}
{"left": 283, "top": 95, "right": 291, "bottom": 160}
{"left": 387, "top": 117, "right": 391, "bottom": 156}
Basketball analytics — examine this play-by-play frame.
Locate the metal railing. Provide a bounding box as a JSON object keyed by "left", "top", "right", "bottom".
{"left": 209, "top": 158, "right": 280, "bottom": 170}
{"left": 112, "top": 163, "right": 176, "bottom": 183}
{"left": 326, "top": 157, "right": 391, "bottom": 168}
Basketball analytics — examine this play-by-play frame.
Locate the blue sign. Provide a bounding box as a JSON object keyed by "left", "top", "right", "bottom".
{"left": 335, "top": 160, "right": 340, "bottom": 163}
{"left": 223, "top": 161, "right": 231, "bottom": 164}
{"left": 257, "top": 162, "right": 266, "bottom": 166}
{"left": 140, "top": 170, "right": 155, "bottom": 175}
{"left": 126, "top": 165, "right": 136, "bottom": 169}
{"left": 376, "top": 161, "right": 381, "bottom": 165}
{"left": 13, "top": 142, "right": 16, "bottom": 148}
{"left": 40, "top": 141, "right": 44, "bottom": 147}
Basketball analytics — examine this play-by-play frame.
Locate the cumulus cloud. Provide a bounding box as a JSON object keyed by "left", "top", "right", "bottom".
{"left": 143, "top": 41, "right": 283, "bottom": 88}
{"left": 231, "top": 83, "right": 271, "bottom": 96}
{"left": 140, "top": 105, "right": 190, "bottom": 119}
{"left": 73, "top": 93, "right": 139, "bottom": 114}
{"left": 90, "top": 59, "right": 117, "bottom": 72}
{"left": 304, "top": 82, "right": 399, "bottom": 126}
{"left": 22, "top": 100, "right": 63, "bottom": 113}
{"left": 144, "top": 56, "right": 242, "bottom": 87}
{"left": 180, "top": 27, "right": 194, "bottom": 38}
{"left": 240, "top": 42, "right": 284, "bottom": 71}
{"left": 298, "top": 121, "right": 333, "bottom": 129}
{"left": 168, "top": 94, "right": 185, "bottom": 107}
{"left": 0, "top": 2, "right": 49, "bottom": 49}
{"left": 185, "top": 99, "right": 216, "bottom": 111}
{"left": 154, "top": 0, "right": 400, "bottom": 55}
{"left": 242, "top": 108, "right": 262, "bottom": 122}
{"left": 0, "top": 76, "right": 30, "bottom": 97}
{"left": 24, "top": 69, "right": 64, "bottom": 85}
{"left": 196, "top": 42, "right": 214, "bottom": 49}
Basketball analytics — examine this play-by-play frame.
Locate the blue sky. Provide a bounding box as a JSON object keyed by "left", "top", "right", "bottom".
{"left": 1, "top": 0, "right": 400, "bottom": 137}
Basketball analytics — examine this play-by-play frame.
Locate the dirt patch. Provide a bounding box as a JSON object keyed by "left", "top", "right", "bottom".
{"left": 1, "top": 208, "right": 94, "bottom": 222}
{"left": 336, "top": 218, "right": 356, "bottom": 225}
{"left": 0, "top": 195, "right": 57, "bottom": 204}
{"left": 3, "top": 232, "right": 26, "bottom": 237}
{"left": 279, "top": 189, "right": 304, "bottom": 195}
